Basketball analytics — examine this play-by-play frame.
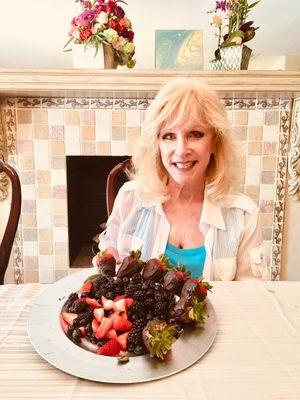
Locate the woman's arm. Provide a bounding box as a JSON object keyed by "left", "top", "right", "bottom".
{"left": 236, "top": 207, "right": 269, "bottom": 280}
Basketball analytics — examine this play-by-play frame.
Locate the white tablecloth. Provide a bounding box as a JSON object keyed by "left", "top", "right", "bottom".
{"left": 0, "top": 281, "right": 300, "bottom": 399}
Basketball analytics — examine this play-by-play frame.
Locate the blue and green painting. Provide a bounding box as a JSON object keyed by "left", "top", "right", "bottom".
{"left": 155, "top": 30, "right": 203, "bottom": 70}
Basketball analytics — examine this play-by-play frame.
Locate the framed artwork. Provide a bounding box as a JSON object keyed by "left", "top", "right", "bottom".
{"left": 155, "top": 29, "right": 204, "bottom": 70}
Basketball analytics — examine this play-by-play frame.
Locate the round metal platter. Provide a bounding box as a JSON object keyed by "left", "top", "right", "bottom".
{"left": 28, "top": 267, "right": 217, "bottom": 383}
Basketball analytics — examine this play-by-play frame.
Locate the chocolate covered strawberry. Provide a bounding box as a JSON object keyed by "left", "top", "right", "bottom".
{"left": 142, "top": 255, "right": 171, "bottom": 281}
{"left": 117, "top": 250, "right": 144, "bottom": 278}
{"left": 93, "top": 251, "right": 116, "bottom": 277}
{"left": 163, "top": 264, "right": 191, "bottom": 294}
{"left": 142, "top": 319, "right": 178, "bottom": 359}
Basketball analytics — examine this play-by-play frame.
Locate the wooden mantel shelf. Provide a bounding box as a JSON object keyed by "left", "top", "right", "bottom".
{"left": 0, "top": 69, "right": 300, "bottom": 97}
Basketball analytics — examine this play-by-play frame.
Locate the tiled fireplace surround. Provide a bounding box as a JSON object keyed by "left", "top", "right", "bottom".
{"left": 0, "top": 93, "right": 291, "bottom": 283}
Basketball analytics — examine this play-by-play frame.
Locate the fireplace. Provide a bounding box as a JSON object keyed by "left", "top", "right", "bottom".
{"left": 66, "top": 156, "right": 129, "bottom": 267}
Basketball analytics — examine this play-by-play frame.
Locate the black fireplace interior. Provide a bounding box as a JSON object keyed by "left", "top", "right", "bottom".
{"left": 66, "top": 156, "right": 129, "bottom": 267}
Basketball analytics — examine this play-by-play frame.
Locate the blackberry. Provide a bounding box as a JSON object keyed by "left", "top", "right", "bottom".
{"left": 63, "top": 300, "right": 73, "bottom": 312}
{"left": 128, "top": 327, "right": 142, "bottom": 348}
{"left": 130, "top": 301, "right": 145, "bottom": 314}
{"left": 146, "top": 311, "right": 154, "bottom": 320}
{"left": 114, "top": 286, "right": 124, "bottom": 295}
{"left": 68, "top": 292, "right": 79, "bottom": 301}
{"left": 86, "top": 323, "right": 93, "bottom": 335}
{"left": 69, "top": 299, "right": 89, "bottom": 313}
{"left": 154, "top": 290, "right": 165, "bottom": 302}
{"left": 131, "top": 273, "right": 142, "bottom": 284}
{"left": 133, "top": 318, "right": 146, "bottom": 331}
{"left": 73, "top": 311, "right": 93, "bottom": 327}
{"left": 125, "top": 284, "right": 136, "bottom": 297}
{"left": 146, "top": 289, "right": 154, "bottom": 298}
{"left": 132, "top": 289, "right": 146, "bottom": 301}
{"left": 122, "top": 277, "right": 130, "bottom": 285}
{"left": 154, "top": 301, "right": 168, "bottom": 317}
{"left": 144, "top": 298, "right": 155, "bottom": 309}
{"left": 105, "top": 291, "right": 115, "bottom": 300}
{"left": 72, "top": 328, "right": 82, "bottom": 344}
{"left": 67, "top": 325, "right": 75, "bottom": 338}
{"left": 103, "top": 281, "right": 114, "bottom": 291}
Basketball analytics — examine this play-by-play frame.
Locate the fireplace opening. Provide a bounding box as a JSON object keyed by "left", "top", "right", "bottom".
{"left": 66, "top": 156, "right": 129, "bottom": 268}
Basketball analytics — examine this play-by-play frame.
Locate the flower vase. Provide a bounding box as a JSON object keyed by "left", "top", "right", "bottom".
{"left": 210, "top": 44, "right": 252, "bottom": 71}
{"left": 72, "top": 43, "right": 118, "bottom": 69}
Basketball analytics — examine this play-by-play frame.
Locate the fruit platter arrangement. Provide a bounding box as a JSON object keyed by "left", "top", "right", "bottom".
{"left": 60, "top": 250, "right": 213, "bottom": 362}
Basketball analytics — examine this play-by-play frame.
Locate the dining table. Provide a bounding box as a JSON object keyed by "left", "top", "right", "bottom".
{"left": 0, "top": 279, "right": 300, "bottom": 400}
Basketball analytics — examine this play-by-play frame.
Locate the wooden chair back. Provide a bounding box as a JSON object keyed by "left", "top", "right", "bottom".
{"left": 0, "top": 160, "right": 21, "bottom": 284}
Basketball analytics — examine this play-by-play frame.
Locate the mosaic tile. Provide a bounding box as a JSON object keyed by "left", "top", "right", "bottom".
{"left": 36, "top": 199, "right": 52, "bottom": 229}
{"left": 48, "top": 109, "right": 64, "bottom": 125}
{"left": 37, "top": 185, "right": 51, "bottom": 199}
{"left": 80, "top": 126, "right": 95, "bottom": 141}
{"left": 233, "top": 111, "right": 248, "bottom": 125}
{"left": 54, "top": 270, "right": 69, "bottom": 281}
{"left": 264, "top": 110, "right": 279, "bottom": 126}
{"left": 34, "top": 125, "right": 49, "bottom": 140}
{"left": 66, "top": 98, "right": 89, "bottom": 109}
{"left": 233, "top": 99, "right": 256, "bottom": 109}
{"left": 80, "top": 109, "right": 95, "bottom": 125}
{"left": 23, "top": 257, "right": 38, "bottom": 270}
{"left": 38, "top": 228, "right": 53, "bottom": 241}
{"left": 137, "top": 99, "right": 153, "bottom": 110}
{"left": 112, "top": 109, "right": 126, "bottom": 125}
{"left": 42, "top": 98, "right": 65, "bottom": 108}
{"left": 22, "top": 214, "right": 37, "bottom": 228}
{"left": 39, "top": 268, "right": 54, "bottom": 284}
{"left": 111, "top": 140, "right": 126, "bottom": 156}
{"left": 39, "top": 242, "right": 53, "bottom": 255}
{"left": 127, "top": 127, "right": 141, "bottom": 141}
{"left": 24, "top": 270, "right": 39, "bottom": 283}
{"left": 95, "top": 110, "right": 111, "bottom": 141}
{"left": 90, "top": 98, "right": 113, "bottom": 109}
{"left": 53, "top": 215, "right": 68, "bottom": 227}
{"left": 17, "top": 98, "right": 41, "bottom": 108}
{"left": 51, "top": 156, "right": 66, "bottom": 170}
{"left": 81, "top": 141, "right": 96, "bottom": 155}
{"left": 23, "top": 241, "right": 38, "bottom": 256}
{"left": 248, "top": 110, "right": 264, "bottom": 126}
{"left": 257, "top": 99, "right": 280, "bottom": 109}
{"left": 36, "top": 170, "right": 50, "bottom": 184}
{"left": 33, "top": 110, "right": 48, "bottom": 124}
{"left": 23, "top": 228, "right": 38, "bottom": 241}
{"left": 17, "top": 109, "right": 32, "bottom": 125}
{"left": 114, "top": 98, "right": 137, "bottom": 109}
{"left": 97, "top": 141, "right": 111, "bottom": 155}
{"left": 112, "top": 126, "right": 126, "bottom": 140}
{"left": 65, "top": 110, "right": 80, "bottom": 125}
{"left": 220, "top": 99, "right": 233, "bottom": 109}
{"left": 126, "top": 109, "right": 141, "bottom": 126}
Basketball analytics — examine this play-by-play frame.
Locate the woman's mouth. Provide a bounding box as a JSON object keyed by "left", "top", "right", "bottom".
{"left": 171, "top": 161, "right": 197, "bottom": 170}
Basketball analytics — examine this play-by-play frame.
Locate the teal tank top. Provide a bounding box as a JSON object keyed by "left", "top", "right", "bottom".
{"left": 165, "top": 242, "right": 206, "bottom": 278}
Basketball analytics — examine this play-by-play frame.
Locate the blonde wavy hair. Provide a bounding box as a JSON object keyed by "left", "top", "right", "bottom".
{"left": 128, "top": 77, "right": 238, "bottom": 203}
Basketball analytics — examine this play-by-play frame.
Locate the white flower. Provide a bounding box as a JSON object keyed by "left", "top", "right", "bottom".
{"left": 98, "top": 11, "right": 108, "bottom": 24}
{"left": 123, "top": 41, "right": 135, "bottom": 54}
{"left": 112, "top": 36, "right": 127, "bottom": 51}
{"left": 102, "top": 28, "right": 119, "bottom": 43}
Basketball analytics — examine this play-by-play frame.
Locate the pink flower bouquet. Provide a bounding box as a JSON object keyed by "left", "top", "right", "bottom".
{"left": 64, "top": 0, "right": 136, "bottom": 68}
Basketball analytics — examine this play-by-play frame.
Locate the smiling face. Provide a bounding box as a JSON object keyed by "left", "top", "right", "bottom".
{"left": 158, "top": 117, "right": 215, "bottom": 188}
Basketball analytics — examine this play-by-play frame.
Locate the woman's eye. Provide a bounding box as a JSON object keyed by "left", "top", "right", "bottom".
{"left": 190, "top": 131, "right": 204, "bottom": 138}
{"left": 162, "top": 133, "right": 176, "bottom": 140}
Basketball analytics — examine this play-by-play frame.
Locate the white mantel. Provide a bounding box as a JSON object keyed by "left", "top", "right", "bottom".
{"left": 0, "top": 69, "right": 300, "bottom": 97}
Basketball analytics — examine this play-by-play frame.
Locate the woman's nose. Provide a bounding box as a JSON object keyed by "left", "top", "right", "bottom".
{"left": 174, "top": 137, "right": 190, "bottom": 156}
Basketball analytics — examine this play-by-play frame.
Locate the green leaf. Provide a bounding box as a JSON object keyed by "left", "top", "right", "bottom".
{"left": 63, "top": 36, "right": 74, "bottom": 50}
{"left": 84, "top": 274, "right": 102, "bottom": 283}
{"left": 230, "top": 30, "right": 246, "bottom": 39}
{"left": 248, "top": 0, "right": 261, "bottom": 9}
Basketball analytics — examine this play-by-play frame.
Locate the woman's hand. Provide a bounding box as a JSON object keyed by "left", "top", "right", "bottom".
{"left": 106, "top": 246, "right": 122, "bottom": 265}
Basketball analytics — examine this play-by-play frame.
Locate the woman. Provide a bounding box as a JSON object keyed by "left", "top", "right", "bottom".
{"left": 98, "top": 78, "right": 268, "bottom": 280}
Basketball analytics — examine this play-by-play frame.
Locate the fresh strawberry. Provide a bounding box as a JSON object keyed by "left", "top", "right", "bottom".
{"left": 108, "top": 311, "right": 120, "bottom": 322}
{"left": 78, "top": 279, "right": 93, "bottom": 295}
{"left": 199, "top": 285, "right": 207, "bottom": 300}
{"left": 96, "top": 339, "right": 121, "bottom": 356}
{"left": 113, "top": 315, "right": 132, "bottom": 331}
{"left": 175, "top": 270, "right": 189, "bottom": 281}
{"left": 92, "top": 318, "right": 100, "bottom": 333}
{"left": 125, "top": 298, "right": 134, "bottom": 308}
{"left": 101, "top": 296, "right": 114, "bottom": 310}
{"left": 114, "top": 294, "right": 126, "bottom": 302}
{"left": 85, "top": 297, "right": 101, "bottom": 308}
{"left": 60, "top": 314, "right": 69, "bottom": 334}
{"left": 79, "top": 326, "right": 86, "bottom": 337}
{"left": 113, "top": 299, "right": 126, "bottom": 313}
{"left": 93, "top": 307, "right": 104, "bottom": 322}
{"left": 62, "top": 311, "right": 78, "bottom": 325}
{"left": 117, "top": 332, "right": 129, "bottom": 350}
{"left": 105, "top": 329, "right": 117, "bottom": 339}
{"left": 95, "top": 317, "right": 113, "bottom": 339}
